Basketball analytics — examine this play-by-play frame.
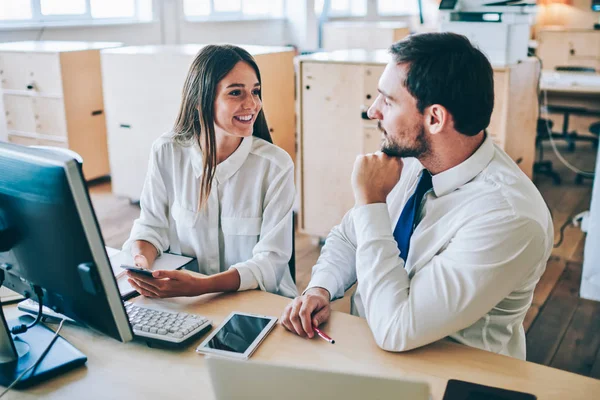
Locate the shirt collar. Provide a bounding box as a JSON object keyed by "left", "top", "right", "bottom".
{"left": 190, "top": 136, "right": 253, "bottom": 183}
{"left": 430, "top": 134, "right": 494, "bottom": 197}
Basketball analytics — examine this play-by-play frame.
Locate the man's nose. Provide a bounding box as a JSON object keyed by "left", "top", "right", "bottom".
{"left": 367, "top": 103, "right": 381, "bottom": 120}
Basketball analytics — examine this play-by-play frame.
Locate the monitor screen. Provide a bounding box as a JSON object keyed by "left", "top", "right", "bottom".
{"left": 0, "top": 143, "right": 131, "bottom": 342}
{"left": 593, "top": 0, "right": 600, "bottom": 11}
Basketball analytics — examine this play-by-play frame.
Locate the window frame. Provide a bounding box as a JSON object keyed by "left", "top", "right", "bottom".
{"left": 0, "top": 0, "right": 150, "bottom": 28}
{"left": 315, "top": 0, "right": 368, "bottom": 18}
{"left": 183, "top": 0, "right": 285, "bottom": 22}
{"left": 376, "top": 0, "right": 420, "bottom": 17}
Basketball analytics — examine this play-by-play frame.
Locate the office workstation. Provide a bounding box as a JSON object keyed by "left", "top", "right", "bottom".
{"left": 1, "top": 0, "right": 600, "bottom": 399}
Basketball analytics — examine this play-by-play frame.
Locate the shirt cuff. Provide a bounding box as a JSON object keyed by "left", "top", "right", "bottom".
{"left": 231, "top": 265, "right": 260, "bottom": 291}
{"left": 122, "top": 237, "right": 163, "bottom": 258}
{"left": 304, "top": 271, "right": 340, "bottom": 301}
{"left": 352, "top": 203, "right": 393, "bottom": 246}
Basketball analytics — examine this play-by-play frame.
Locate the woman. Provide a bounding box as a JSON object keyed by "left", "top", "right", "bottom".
{"left": 123, "top": 44, "right": 297, "bottom": 299}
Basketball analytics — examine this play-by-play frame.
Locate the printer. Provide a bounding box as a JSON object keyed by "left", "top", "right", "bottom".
{"left": 439, "top": 0, "right": 537, "bottom": 66}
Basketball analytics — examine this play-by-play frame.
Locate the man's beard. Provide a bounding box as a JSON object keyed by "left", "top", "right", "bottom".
{"left": 379, "top": 121, "right": 430, "bottom": 158}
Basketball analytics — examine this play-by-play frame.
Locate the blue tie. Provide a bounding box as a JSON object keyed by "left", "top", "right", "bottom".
{"left": 393, "top": 170, "right": 433, "bottom": 262}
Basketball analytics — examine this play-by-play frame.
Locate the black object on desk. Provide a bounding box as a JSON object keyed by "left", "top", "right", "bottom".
{"left": 0, "top": 315, "right": 86, "bottom": 389}
{"left": 443, "top": 379, "right": 536, "bottom": 400}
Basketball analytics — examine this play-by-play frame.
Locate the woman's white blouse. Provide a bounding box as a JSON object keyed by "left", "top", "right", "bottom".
{"left": 123, "top": 133, "right": 298, "bottom": 298}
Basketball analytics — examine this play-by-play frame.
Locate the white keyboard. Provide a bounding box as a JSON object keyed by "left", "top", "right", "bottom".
{"left": 124, "top": 301, "right": 212, "bottom": 346}
{"left": 18, "top": 299, "right": 212, "bottom": 347}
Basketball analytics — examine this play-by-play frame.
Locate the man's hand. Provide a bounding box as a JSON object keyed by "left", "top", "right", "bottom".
{"left": 280, "top": 287, "right": 331, "bottom": 339}
{"left": 351, "top": 152, "right": 403, "bottom": 206}
{"left": 127, "top": 269, "right": 207, "bottom": 298}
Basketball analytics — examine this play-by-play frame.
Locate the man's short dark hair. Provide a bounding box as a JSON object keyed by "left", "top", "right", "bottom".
{"left": 389, "top": 32, "right": 494, "bottom": 136}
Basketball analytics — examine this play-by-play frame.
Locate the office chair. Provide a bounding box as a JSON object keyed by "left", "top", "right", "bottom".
{"left": 544, "top": 66, "right": 599, "bottom": 152}
{"left": 289, "top": 215, "right": 296, "bottom": 284}
{"left": 574, "top": 122, "right": 600, "bottom": 184}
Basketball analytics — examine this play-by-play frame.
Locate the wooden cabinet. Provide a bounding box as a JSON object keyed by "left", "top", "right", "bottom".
{"left": 323, "top": 21, "right": 410, "bottom": 51}
{"left": 297, "top": 50, "right": 538, "bottom": 237}
{"left": 101, "top": 44, "right": 296, "bottom": 202}
{"left": 0, "top": 41, "right": 121, "bottom": 180}
{"left": 537, "top": 29, "right": 600, "bottom": 71}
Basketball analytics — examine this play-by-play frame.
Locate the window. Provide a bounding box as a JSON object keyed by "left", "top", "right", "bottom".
{"left": 0, "top": 1, "right": 33, "bottom": 21}
{"left": 183, "top": 0, "right": 284, "bottom": 19}
{"left": 0, "top": 0, "right": 152, "bottom": 24}
{"left": 378, "top": 0, "right": 419, "bottom": 15}
{"left": 314, "top": 0, "right": 368, "bottom": 17}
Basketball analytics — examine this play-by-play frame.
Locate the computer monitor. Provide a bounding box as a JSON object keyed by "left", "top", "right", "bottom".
{"left": 0, "top": 142, "right": 132, "bottom": 387}
{"left": 593, "top": 0, "right": 600, "bottom": 12}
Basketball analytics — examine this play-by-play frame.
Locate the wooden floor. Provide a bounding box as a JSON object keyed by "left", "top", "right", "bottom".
{"left": 90, "top": 140, "right": 599, "bottom": 379}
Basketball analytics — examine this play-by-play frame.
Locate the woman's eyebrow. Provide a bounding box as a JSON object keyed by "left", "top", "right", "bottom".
{"left": 226, "top": 82, "right": 261, "bottom": 88}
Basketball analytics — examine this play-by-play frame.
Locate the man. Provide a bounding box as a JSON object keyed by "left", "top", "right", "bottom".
{"left": 281, "top": 32, "right": 553, "bottom": 360}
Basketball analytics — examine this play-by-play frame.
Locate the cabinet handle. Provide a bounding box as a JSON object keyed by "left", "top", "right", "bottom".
{"left": 91, "top": 110, "right": 103, "bottom": 116}
{"left": 120, "top": 124, "right": 131, "bottom": 129}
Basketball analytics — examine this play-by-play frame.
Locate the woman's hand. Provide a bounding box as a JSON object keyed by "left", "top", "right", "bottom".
{"left": 127, "top": 269, "right": 207, "bottom": 298}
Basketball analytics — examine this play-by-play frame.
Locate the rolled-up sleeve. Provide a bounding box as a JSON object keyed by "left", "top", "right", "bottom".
{"left": 229, "top": 163, "right": 297, "bottom": 297}
{"left": 304, "top": 208, "right": 359, "bottom": 300}
{"left": 122, "top": 142, "right": 170, "bottom": 256}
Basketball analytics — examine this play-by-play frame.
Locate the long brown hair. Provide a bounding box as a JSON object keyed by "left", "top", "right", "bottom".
{"left": 172, "top": 44, "right": 273, "bottom": 211}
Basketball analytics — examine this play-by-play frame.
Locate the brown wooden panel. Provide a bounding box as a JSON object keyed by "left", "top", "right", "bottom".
{"left": 526, "top": 262, "right": 582, "bottom": 365}
{"left": 550, "top": 296, "right": 600, "bottom": 376}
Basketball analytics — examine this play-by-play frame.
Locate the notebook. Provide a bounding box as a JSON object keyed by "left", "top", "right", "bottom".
{"left": 106, "top": 247, "right": 195, "bottom": 300}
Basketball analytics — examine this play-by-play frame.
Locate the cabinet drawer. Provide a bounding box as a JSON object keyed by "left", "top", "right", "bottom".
{"left": 7, "top": 134, "right": 37, "bottom": 147}
{"left": 33, "top": 97, "right": 67, "bottom": 136}
{"left": 567, "top": 32, "right": 600, "bottom": 59}
{"left": 37, "top": 138, "right": 68, "bottom": 148}
{"left": 3, "top": 94, "right": 35, "bottom": 133}
{"left": 29, "top": 53, "right": 62, "bottom": 94}
{"left": 363, "top": 65, "right": 385, "bottom": 109}
{"left": 0, "top": 53, "right": 62, "bottom": 94}
{"left": 0, "top": 53, "right": 32, "bottom": 91}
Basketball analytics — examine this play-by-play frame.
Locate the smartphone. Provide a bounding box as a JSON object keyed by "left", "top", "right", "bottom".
{"left": 442, "top": 379, "right": 536, "bottom": 400}
{"left": 121, "top": 265, "right": 154, "bottom": 278}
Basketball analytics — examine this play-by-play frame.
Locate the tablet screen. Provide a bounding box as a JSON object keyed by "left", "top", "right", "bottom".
{"left": 202, "top": 314, "right": 272, "bottom": 354}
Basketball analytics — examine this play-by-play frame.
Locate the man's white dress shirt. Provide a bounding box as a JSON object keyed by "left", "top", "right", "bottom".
{"left": 124, "top": 133, "right": 298, "bottom": 298}
{"left": 306, "top": 135, "right": 553, "bottom": 359}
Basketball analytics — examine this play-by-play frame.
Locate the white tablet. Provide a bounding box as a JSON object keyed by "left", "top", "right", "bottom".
{"left": 196, "top": 312, "right": 277, "bottom": 360}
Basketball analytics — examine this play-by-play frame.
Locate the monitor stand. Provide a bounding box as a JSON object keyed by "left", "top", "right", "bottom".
{"left": 0, "top": 297, "right": 87, "bottom": 388}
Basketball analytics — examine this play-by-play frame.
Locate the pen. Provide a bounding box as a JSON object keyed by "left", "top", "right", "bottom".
{"left": 313, "top": 326, "right": 335, "bottom": 344}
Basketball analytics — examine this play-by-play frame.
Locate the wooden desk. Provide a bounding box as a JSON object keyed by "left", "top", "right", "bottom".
{"left": 4, "top": 290, "right": 599, "bottom": 399}
{"left": 540, "top": 71, "right": 600, "bottom": 142}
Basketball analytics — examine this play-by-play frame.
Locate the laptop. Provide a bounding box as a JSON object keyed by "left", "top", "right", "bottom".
{"left": 206, "top": 356, "right": 430, "bottom": 400}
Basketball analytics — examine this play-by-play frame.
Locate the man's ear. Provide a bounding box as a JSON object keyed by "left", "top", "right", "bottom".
{"left": 425, "top": 104, "right": 448, "bottom": 135}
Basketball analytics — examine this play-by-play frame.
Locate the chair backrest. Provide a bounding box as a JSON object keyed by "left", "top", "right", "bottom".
{"left": 555, "top": 66, "right": 596, "bottom": 73}
{"left": 289, "top": 215, "right": 296, "bottom": 283}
